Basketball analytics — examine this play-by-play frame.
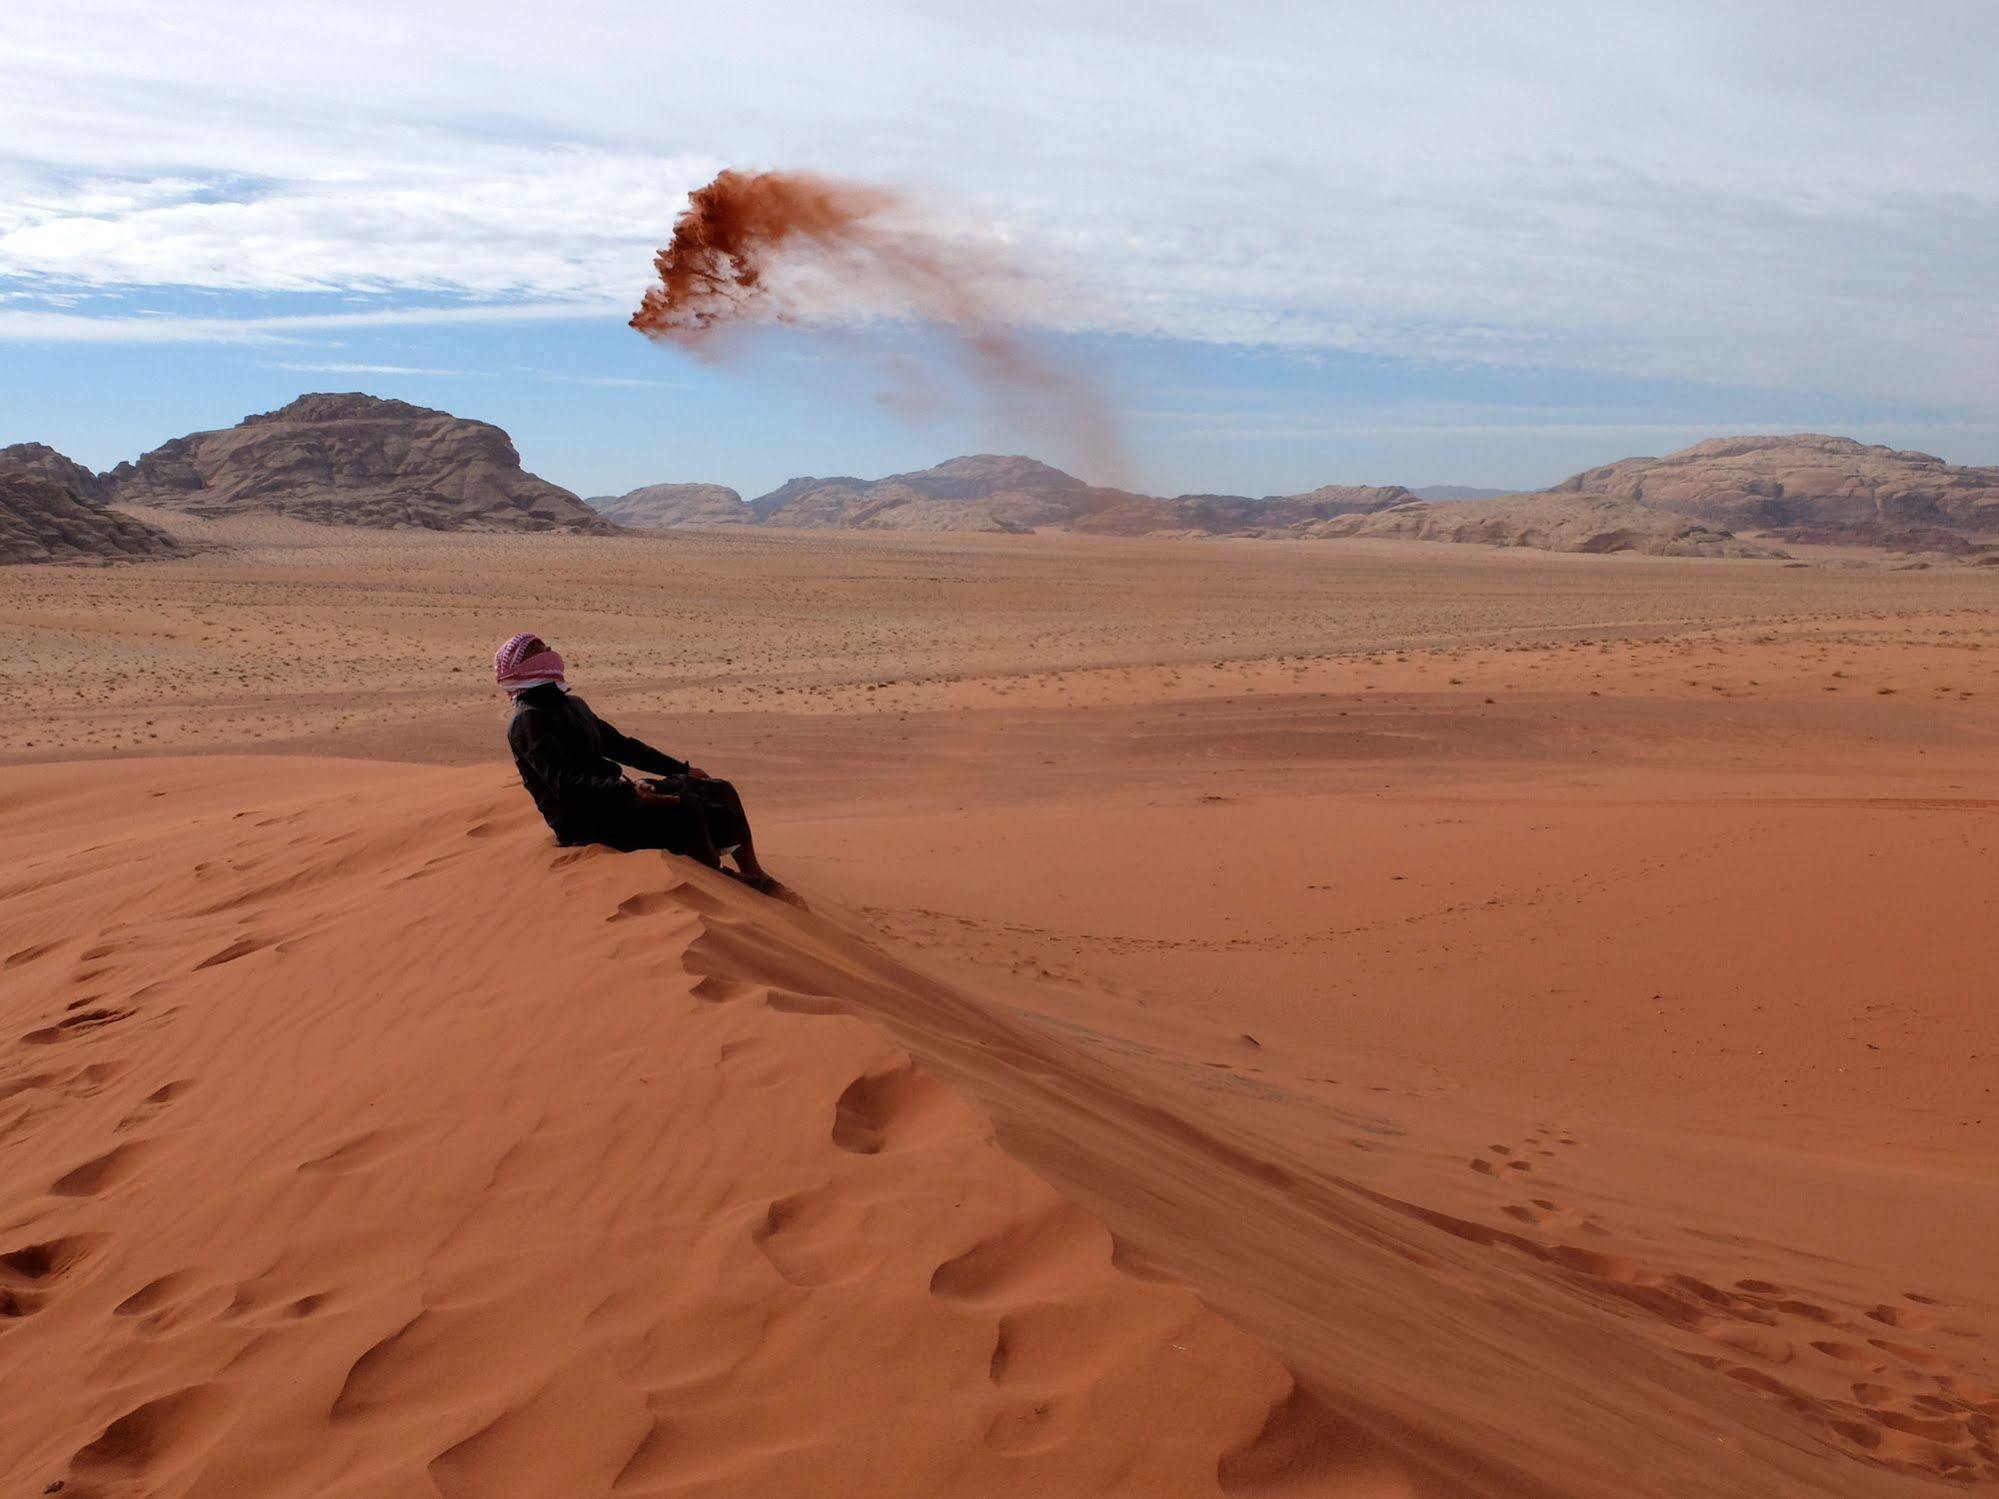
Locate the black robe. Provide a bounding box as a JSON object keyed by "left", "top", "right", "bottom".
{"left": 504, "top": 686, "right": 753, "bottom": 859}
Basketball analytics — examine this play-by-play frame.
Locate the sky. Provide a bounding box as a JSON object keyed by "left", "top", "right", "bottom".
{"left": 4, "top": 0, "right": 1998, "bottom": 499}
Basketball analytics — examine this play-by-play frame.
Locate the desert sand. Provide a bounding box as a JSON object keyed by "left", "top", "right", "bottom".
{"left": 3, "top": 522, "right": 1996, "bottom": 1496}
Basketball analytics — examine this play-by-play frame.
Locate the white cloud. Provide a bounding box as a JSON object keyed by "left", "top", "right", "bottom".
{"left": 0, "top": 301, "right": 623, "bottom": 343}
{"left": 267, "top": 360, "right": 473, "bottom": 376}
{"left": 2, "top": 0, "right": 1997, "bottom": 409}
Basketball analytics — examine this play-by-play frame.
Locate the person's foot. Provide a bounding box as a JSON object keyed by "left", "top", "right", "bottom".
{"left": 723, "top": 866, "right": 792, "bottom": 899}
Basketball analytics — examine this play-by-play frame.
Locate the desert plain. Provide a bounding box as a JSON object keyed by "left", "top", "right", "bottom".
{"left": 2, "top": 518, "right": 1996, "bottom": 1497}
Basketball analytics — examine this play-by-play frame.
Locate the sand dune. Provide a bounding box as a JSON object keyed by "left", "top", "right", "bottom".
{"left": 1, "top": 757, "right": 1436, "bottom": 1497}
{"left": 4, "top": 530, "right": 1997, "bottom": 1496}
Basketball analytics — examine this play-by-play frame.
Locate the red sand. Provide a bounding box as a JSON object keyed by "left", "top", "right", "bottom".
{"left": 629, "top": 168, "right": 1116, "bottom": 471}
{"left": 2, "top": 759, "right": 1390, "bottom": 1497}
{"left": 3, "top": 529, "right": 1997, "bottom": 1495}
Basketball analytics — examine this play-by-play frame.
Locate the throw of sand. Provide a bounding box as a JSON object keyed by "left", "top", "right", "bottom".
{"left": 3, "top": 520, "right": 1995, "bottom": 1496}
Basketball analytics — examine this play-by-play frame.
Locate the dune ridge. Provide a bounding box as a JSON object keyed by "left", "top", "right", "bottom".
{"left": 9, "top": 751, "right": 1993, "bottom": 1496}
{"left": 0, "top": 757, "right": 1450, "bottom": 1499}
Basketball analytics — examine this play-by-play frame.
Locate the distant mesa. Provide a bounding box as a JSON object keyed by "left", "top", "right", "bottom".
{"left": 748, "top": 455, "right": 1106, "bottom": 534}
{"left": 1331, "top": 435, "right": 1999, "bottom": 556}
{"left": 1313, "top": 492, "right": 1783, "bottom": 558}
{"left": 104, "top": 393, "right": 613, "bottom": 535}
{"left": 1551, "top": 434, "right": 1999, "bottom": 553}
{"left": 598, "top": 446, "right": 1785, "bottom": 556}
{"left": 589, "top": 482, "right": 749, "bottom": 528}
{"left": 593, "top": 453, "right": 1415, "bottom": 538}
{"left": 1284, "top": 434, "right": 1999, "bottom": 557}
{"left": 0, "top": 468, "right": 182, "bottom": 566}
{"left": 1071, "top": 483, "right": 1413, "bottom": 538}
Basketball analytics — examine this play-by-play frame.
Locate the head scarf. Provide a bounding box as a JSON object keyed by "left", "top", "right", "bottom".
{"left": 494, "top": 631, "right": 567, "bottom": 697}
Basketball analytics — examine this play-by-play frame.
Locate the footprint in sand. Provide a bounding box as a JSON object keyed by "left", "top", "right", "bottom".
{"left": 50, "top": 1138, "right": 156, "bottom": 1198}
{"left": 70, "top": 1385, "right": 233, "bottom": 1482}
{"left": 3, "top": 940, "right": 66, "bottom": 971}
{"left": 0, "top": 1234, "right": 103, "bottom": 1319}
{"left": 1809, "top": 1339, "right": 1888, "bottom": 1372}
{"left": 1699, "top": 1319, "right": 1796, "bottom": 1365}
{"left": 928, "top": 1203, "right": 1109, "bottom": 1307}
{"left": 1468, "top": 1144, "right": 1536, "bottom": 1178}
{"left": 192, "top": 934, "right": 271, "bottom": 971}
{"left": 1217, "top": 1380, "right": 1409, "bottom": 1496}
{"left": 1868, "top": 1336, "right": 1949, "bottom": 1370}
{"left": 1864, "top": 1302, "right": 1939, "bottom": 1331}
{"left": 296, "top": 1126, "right": 419, "bottom": 1176}
{"left": 113, "top": 1270, "right": 234, "bottom": 1333}
{"left": 752, "top": 1186, "right": 887, "bottom": 1288}
{"left": 1500, "top": 1197, "right": 1577, "bottom": 1228}
{"left": 22, "top": 1007, "right": 133, "bottom": 1045}
{"left": 117, "top": 1079, "right": 193, "bottom": 1133}
{"left": 830, "top": 1060, "right": 973, "bottom": 1156}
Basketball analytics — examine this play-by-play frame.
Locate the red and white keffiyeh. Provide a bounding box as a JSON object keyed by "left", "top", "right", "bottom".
{"left": 494, "top": 631, "right": 567, "bottom": 696}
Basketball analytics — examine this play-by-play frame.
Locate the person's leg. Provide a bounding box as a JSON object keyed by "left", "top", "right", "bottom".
{"left": 697, "top": 779, "right": 777, "bottom": 882}
{"left": 690, "top": 778, "right": 785, "bottom": 892}
{"left": 603, "top": 795, "right": 719, "bottom": 866}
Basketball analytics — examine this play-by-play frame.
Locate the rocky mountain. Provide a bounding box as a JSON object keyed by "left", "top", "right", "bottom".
{"left": 104, "top": 394, "right": 613, "bottom": 534}
{"left": 1412, "top": 484, "right": 1510, "bottom": 501}
{"left": 1551, "top": 434, "right": 1999, "bottom": 551}
{"left": 1070, "top": 484, "right": 1412, "bottom": 537}
{"left": 747, "top": 456, "right": 1111, "bottom": 533}
{"left": 0, "top": 442, "right": 111, "bottom": 501}
{"left": 43, "top": 408, "right": 1982, "bottom": 559}
{"left": 0, "top": 472, "right": 182, "bottom": 566}
{"left": 1312, "top": 493, "right": 1783, "bottom": 558}
{"left": 613, "top": 455, "right": 1410, "bottom": 537}
{"left": 590, "top": 482, "right": 749, "bottom": 528}
{"left": 1291, "top": 434, "right": 1999, "bottom": 557}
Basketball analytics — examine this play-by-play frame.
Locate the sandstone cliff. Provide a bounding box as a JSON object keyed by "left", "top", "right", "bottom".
{"left": 105, "top": 394, "right": 613, "bottom": 534}
{"left": 1551, "top": 434, "right": 1999, "bottom": 550}
{"left": 0, "top": 442, "right": 111, "bottom": 502}
{"left": 1314, "top": 493, "right": 1784, "bottom": 558}
{"left": 0, "top": 473, "right": 183, "bottom": 566}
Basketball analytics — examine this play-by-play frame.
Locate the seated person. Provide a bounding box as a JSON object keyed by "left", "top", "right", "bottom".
{"left": 495, "top": 631, "right": 783, "bottom": 895}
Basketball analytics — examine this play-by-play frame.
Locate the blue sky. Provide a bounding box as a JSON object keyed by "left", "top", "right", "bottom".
{"left": 6, "top": 1, "right": 1999, "bottom": 499}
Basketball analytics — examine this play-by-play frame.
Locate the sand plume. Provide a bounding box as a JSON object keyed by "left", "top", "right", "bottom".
{"left": 631, "top": 168, "right": 1120, "bottom": 475}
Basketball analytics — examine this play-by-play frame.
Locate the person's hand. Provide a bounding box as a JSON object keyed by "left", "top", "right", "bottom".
{"left": 634, "top": 782, "right": 680, "bottom": 805}
{"left": 685, "top": 765, "right": 711, "bottom": 780}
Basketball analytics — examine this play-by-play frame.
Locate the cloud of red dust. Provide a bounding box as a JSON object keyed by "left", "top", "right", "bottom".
{"left": 630, "top": 168, "right": 1119, "bottom": 478}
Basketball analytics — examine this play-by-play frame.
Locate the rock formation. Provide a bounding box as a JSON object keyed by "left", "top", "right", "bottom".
{"left": 0, "top": 473, "right": 182, "bottom": 566}
{"left": 103, "top": 394, "right": 614, "bottom": 534}
{"left": 0, "top": 442, "right": 111, "bottom": 501}
{"left": 60, "top": 405, "right": 1987, "bottom": 558}
{"left": 722, "top": 456, "right": 1410, "bottom": 537}
{"left": 748, "top": 456, "right": 1108, "bottom": 533}
{"left": 1071, "top": 484, "right": 1412, "bottom": 537}
{"left": 1412, "top": 484, "right": 1509, "bottom": 501}
{"left": 1313, "top": 493, "right": 1784, "bottom": 558}
{"left": 589, "top": 483, "right": 750, "bottom": 528}
{"left": 1551, "top": 434, "right": 1999, "bottom": 550}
